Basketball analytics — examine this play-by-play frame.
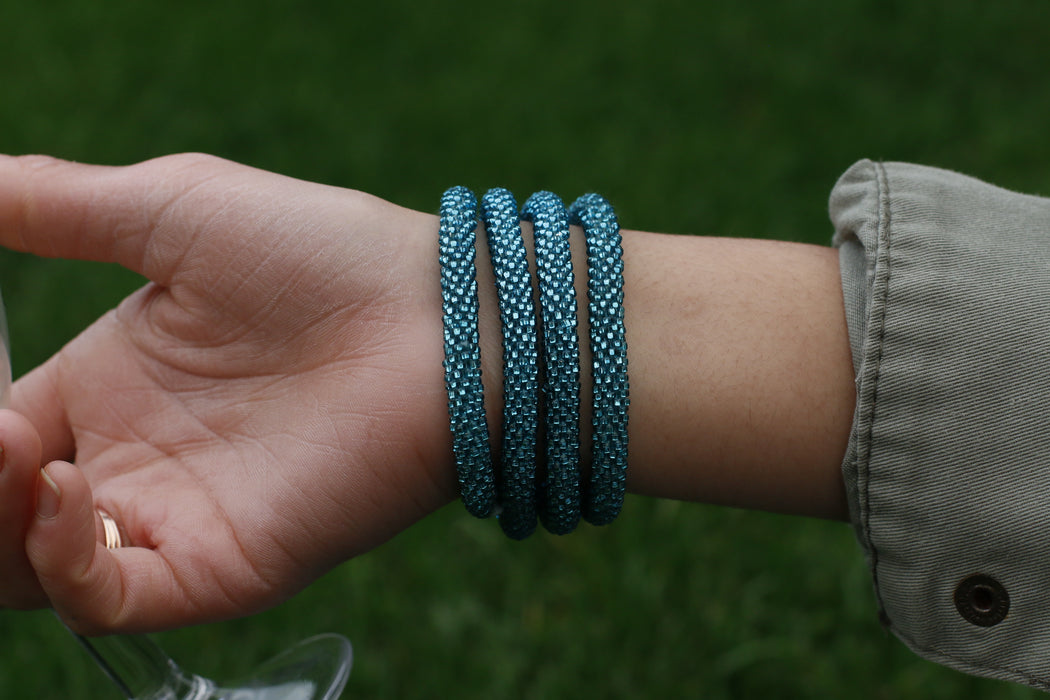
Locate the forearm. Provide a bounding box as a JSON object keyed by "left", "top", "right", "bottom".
{"left": 618, "top": 232, "right": 853, "bottom": 520}
{"left": 462, "top": 215, "right": 855, "bottom": 521}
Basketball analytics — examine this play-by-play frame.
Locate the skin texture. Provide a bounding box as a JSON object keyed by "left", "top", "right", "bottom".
{"left": 0, "top": 153, "right": 855, "bottom": 634}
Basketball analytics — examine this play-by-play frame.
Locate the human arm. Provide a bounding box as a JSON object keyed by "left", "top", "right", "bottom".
{"left": 614, "top": 232, "right": 852, "bottom": 518}
{"left": 0, "top": 153, "right": 854, "bottom": 633}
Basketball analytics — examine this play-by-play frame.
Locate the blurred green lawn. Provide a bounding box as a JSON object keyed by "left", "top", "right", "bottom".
{"left": 1, "top": 0, "right": 1047, "bottom": 697}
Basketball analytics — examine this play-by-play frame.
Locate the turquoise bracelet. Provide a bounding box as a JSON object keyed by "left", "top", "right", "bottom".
{"left": 569, "top": 193, "right": 629, "bottom": 526}
{"left": 522, "top": 191, "right": 582, "bottom": 536}
{"left": 440, "top": 185, "right": 626, "bottom": 538}
{"left": 440, "top": 186, "right": 496, "bottom": 519}
{"left": 481, "top": 188, "right": 539, "bottom": 540}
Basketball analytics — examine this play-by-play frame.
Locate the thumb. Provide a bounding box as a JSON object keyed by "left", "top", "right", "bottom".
{"left": 0, "top": 153, "right": 252, "bottom": 285}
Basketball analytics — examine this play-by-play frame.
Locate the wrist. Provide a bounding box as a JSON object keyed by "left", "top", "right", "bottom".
{"left": 428, "top": 189, "right": 603, "bottom": 531}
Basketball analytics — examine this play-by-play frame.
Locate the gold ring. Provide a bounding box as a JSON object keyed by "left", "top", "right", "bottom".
{"left": 98, "top": 510, "right": 123, "bottom": 550}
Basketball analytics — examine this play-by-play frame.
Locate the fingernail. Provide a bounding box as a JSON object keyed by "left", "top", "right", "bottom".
{"left": 36, "top": 467, "right": 61, "bottom": 519}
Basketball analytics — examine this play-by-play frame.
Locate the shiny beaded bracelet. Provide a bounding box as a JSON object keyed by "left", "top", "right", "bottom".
{"left": 522, "top": 191, "right": 582, "bottom": 536}
{"left": 481, "top": 188, "right": 540, "bottom": 540}
{"left": 569, "top": 194, "right": 629, "bottom": 526}
{"left": 439, "top": 186, "right": 496, "bottom": 518}
{"left": 440, "top": 186, "right": 627, "bottom": 538}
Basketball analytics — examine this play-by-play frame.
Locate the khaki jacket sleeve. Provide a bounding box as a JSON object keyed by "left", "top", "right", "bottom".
{"left": 833, "top": 160, "right": 1050, "bottom": 692}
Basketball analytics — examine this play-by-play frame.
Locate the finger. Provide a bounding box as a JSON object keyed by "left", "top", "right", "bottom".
{"left": 11, "top": 360, "right": 74, "bottom": 466}
{"left": 0, "top": 409, "right": 47, "bottom": 609}
{"left": 25, "top": 460, "right": 218, "bottom": 634}
{"left": 26, "top": 461, "right": 116, "bottom": 630}
{"left": 0, "top": 153, "right": 250, "bottom": 284}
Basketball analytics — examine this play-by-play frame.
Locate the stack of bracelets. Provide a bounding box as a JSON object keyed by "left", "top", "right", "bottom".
{"left": 439, "top": 186, "right": 629, "bottom": 539}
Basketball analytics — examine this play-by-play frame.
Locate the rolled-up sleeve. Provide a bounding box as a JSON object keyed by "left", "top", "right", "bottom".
{"left": 833, "top": 160, "right": 1050, "bottom": 691}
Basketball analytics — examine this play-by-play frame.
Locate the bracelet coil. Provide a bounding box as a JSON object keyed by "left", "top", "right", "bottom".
{"left": 569, "top": 193, "right": 629, "bottom": 526}
{"left": 522, "top": 191, "right": 582, "bottom": 535}
{"left": 440, "top": 186, "right": 496, "bottom": 518}
{"left": 481, "top": 188, "right": 540, "bottom": 540}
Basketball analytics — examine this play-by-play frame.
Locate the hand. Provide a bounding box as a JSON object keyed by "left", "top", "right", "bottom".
{"left": 0, "top": 153, "right": 457, "bottom": 633}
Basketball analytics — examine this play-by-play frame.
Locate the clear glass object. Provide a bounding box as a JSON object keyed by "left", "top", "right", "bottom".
{"left": 0, "top": 292, "right": 353, "bottom": 699}
{"left": 73, "top": 631, "right": 352, "bottom": 700}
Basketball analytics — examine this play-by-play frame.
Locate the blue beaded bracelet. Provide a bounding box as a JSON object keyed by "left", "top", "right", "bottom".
{"left": 569, "top": 194, "right": 629, "bottom": 526}
{"left": 439, "top": 186, "right": 496, "bottom": 519}
{"left": 481, "top": 188, "right": 539, "bottom": 540}
{"left": 522, "top": 191, "right": 582, "bottom": 536}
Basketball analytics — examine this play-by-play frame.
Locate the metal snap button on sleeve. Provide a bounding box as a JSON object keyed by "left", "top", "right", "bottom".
{"left": 954, "top": 574, "right": 1009, "bottom": 627}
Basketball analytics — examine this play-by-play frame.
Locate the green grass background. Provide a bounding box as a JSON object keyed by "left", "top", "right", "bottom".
{"left": 0, "top": 0, "right": 1047, "bottom": 697}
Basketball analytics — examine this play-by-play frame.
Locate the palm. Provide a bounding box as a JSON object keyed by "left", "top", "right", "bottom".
{"left": 0, "top": 154, "right": 454, "bottom": 632}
